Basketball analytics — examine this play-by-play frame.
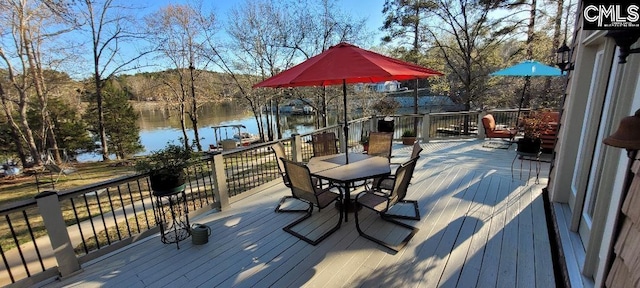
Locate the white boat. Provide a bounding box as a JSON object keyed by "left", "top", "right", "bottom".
{"left": 210, "top": 125, "right": 261, "bottom": 151}
{"left": 233, "top": 132, "right": 261, "bottom": 146}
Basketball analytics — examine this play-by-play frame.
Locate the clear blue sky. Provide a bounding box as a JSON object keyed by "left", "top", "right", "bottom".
{"left": 118, "top": 0, "right": 387, "bottom": 75}
{"left": 56, "top": 0, "right": 388, "bottom": 78}
{"left": 144, "top": 0, "right": 386, "bottom": 42}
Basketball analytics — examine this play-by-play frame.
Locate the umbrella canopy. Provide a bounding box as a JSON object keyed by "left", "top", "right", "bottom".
{"left": 253, "top": 42, "right": 443, "bottom": 88}
{"left": 253, "top": 42, "right": 443, "bottom": 163}
{"left": 490, "top": 60, "right": 563, "bottom": 125}
{"left": 490, "top": 60, "right": 562, "bottom": 77}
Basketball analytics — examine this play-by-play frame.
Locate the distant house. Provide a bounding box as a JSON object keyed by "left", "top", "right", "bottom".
{"left": 278, "top": 99, "right": 314, "bottom": 115}
{"left": 548, "top": 2, "right": 640, "bottom": 287}
{"left": 354, "top": 81, "right": 405, "bottom": 92}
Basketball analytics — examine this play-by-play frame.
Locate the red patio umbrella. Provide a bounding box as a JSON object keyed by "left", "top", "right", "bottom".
{"left": 253, "top": 42, "right": 443, "bottom": 163}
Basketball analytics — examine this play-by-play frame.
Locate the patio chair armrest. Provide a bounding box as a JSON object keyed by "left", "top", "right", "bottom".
{"left": 372, "top": 175, "right": 396, "bottom": 191}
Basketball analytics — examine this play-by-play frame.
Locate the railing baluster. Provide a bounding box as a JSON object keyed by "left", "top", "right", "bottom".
{"left": 194, "top": 164, "right": 204, "bottom": 209}
{"left": 82, "top": 194, "right": 101, "bottom": 250}
{"left": 116, "top": 186, "right": 131, "bottom": 238}
{"left": 136, "top": 179, "right": 151, "bottom": 230}
{"left": 6, "top": 215, "right": 30, "bottom": 277}
{"left": 70, "top": 198, "right": 89, "bottom": 255}
{"left": 105, "top": 188, "right": 122, "bottom": 241}
{"left": 95, "top": 191, "right": 111, "bottom": 245}
{"left": 0, "top": 241, "right": 14, "bottom": 283}
{"left": 126, "top": 182, "right": 141, "bottom": 234}
{"left": 23, "top": 210, "right": 45, "bottom": 271}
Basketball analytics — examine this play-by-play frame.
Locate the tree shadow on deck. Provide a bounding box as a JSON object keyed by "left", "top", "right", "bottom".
{"left": 350, "top": 188, "right": 554, "bottom": 287}
{"left": 350, "top": 216, "right": 483, "bottom": 287}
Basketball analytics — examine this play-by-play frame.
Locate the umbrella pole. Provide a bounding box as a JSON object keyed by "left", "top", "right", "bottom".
{"left": 343, "top": 80, "right": 349, "bottom": 164}
{"left": 515, "top": 76, "right": 529, "bottom": 127}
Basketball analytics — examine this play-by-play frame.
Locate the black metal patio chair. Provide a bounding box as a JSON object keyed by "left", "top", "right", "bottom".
{"left": 280, "top": 158, "right": 343, "bottom": 245}
{"left": 354, "top": 156, "right": 420, "bottom": 251}
{"left": 367, "top": 132, "right": 393, "bottom": 159}
{"left": 312, "top": 132, "right": 338, "bottom": 157}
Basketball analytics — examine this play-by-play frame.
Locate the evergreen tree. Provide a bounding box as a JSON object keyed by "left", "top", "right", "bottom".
{"left": 85, "top": 80, "right": 143, "bottom": 160}
{"left": 27, "top": 98, "right": 97, "bottom": 160}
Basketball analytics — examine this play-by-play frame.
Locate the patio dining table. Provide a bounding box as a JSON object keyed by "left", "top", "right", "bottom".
{"left": 307, "top": 153, "right": 391, "bottom": 222}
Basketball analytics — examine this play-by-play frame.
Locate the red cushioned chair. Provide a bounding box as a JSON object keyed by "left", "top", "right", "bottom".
{"left": 482, "top": 114, "right": 517, "bottom": 148}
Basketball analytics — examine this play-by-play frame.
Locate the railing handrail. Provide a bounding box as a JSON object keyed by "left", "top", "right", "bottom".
{"left": 0, "top": 198, "right": 38, "bottom": 217}
{"left": 428, "top": 111, "right": 479, "bottom": 116}
{"left": 56, "top": 174, "right": 148, "bottom": 201}
{"left": 297, "top": 124, "right": 341, "bottom": 138}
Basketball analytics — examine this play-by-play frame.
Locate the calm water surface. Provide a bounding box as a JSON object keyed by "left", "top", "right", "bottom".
{"left": 78, "top": 102, "right": 317, "bottom": 162}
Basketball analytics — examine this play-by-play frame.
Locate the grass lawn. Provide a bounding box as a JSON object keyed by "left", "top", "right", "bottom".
{"left": 0, "top": 161, "right": 137, "bottom": 207}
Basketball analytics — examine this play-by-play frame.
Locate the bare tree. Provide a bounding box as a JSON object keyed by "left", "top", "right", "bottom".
{"left": 221, "top": 0, "right": 368, "bottom": 140}
{"left": 281, "top": 0, "right": 369, "bottom": 128}
{"left": 76, "top": 0, "right": 151, "bottom": 161}
{"left": 221, "top": 0, "right": 295, "bottom": 141}
{"left": 145, "top": 1, "right": 218, "bottom": 151}
{"left": 424, "top": 1, "right": 523, "bottom": 109}
{"left": 0, "top": 0, "right": 75, "bottom": 166}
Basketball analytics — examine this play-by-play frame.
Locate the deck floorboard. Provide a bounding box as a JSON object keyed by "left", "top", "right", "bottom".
{"left": 45, "top": 140, "right": 555, "bottom": 288}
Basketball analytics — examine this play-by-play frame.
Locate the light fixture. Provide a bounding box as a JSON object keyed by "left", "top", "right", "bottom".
{"left": 556, "top": 40, "right": 573, "bottom": 72}
{"left": 605, "top": 30, "right": 640, "bottom": 64}
{"left": 604, "top": 109, "right": 640, "bottom": 155}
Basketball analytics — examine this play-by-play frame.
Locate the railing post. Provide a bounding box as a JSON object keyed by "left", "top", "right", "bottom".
{"left": 337, "top": 123, "right": 346, "bottom": 153}
{"left": 35, "top": 191, "right": 81, "bottom": 277}
{"left": 422, "top": 114, "right": 431, "bottom": 143}
{"left": 371, "top": 115, "right": 379, "bottom": 132}
{"left": 291, "top": 134, "right": 303, "bottom": 162}
{"left": 478, "top": 110, "right": 487, "bottom": 139}
{"left": 211, "top": 154, "right": 230, "bottom": 210}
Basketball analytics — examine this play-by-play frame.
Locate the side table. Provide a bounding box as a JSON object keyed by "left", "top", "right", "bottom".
{"left": 154, "top": 186, "right": 190, "bottom": 249}
{"left": 511, "top": 151, "right": 541, "bottom": 184}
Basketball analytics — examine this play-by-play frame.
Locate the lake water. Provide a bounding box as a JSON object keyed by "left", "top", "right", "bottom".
{"left": 77, "top": 102, "right": 317, "bottom": 162}
{"left": 77, "top": 99, "right": 454, "bottom": 162}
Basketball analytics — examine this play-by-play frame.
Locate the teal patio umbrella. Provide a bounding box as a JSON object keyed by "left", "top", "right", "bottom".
{"left": 491, "top": 60, "right": 563, "bottom": 123}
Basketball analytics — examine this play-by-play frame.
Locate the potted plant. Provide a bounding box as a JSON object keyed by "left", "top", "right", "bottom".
{"left": 401, "top": 129, "right": 417, "bottom": 145}
{"left": 372, "top": 98, "right": 399, "bottom": 133}
{"left": 135, "top": 143, "right": 193, "bottom": 196}
{"left": 517, "top": 111, "right": 555, "bottom": 154}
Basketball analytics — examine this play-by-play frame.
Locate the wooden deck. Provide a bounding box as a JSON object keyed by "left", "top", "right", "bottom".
{"left": 44, "top": 139, "right": 555, "bottom": 288}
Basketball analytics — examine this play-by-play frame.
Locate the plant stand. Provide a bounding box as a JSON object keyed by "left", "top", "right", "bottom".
{"left": 154, "top": 186, "right": 190, "bottom": 249}
{"left": 511, "top": 151, "right": 541, "bottom": 184}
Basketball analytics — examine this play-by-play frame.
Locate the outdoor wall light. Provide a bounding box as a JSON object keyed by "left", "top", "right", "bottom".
{"left": 555, "top": 40, "right": 573, "bottom": 72}
{"left": 604, "top": 108, "right": 640, "bottom": 157}
{"left": 605, "top": 30, "right": 640, "bottom": 64}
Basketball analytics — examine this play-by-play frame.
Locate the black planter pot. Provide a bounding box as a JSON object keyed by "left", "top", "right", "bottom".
{"left": 378, "top": 119, "right": 395, "bottom": 133}
{"left": 517, "top": 138, "right": 542, "bottom": 154}
{"left": 150, "top": 172, "right": 186, "bottom": 196}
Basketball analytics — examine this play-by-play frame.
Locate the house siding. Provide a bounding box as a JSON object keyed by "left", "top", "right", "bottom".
{"left": 606, "top": 159, "right": 640, "bottom": 288}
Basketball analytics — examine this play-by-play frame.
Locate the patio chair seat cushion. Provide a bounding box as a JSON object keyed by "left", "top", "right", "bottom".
{"left": 315, "top": 188, "right": 341, "bottom": 208}
{"left": 358, "top": 192, "right": 395, "bottom": 212}
{"left": 490, "top": 130, "right": 516, "bottom": 136}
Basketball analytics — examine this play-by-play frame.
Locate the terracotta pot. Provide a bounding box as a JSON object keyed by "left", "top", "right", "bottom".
{"left": 402, "top": 136, "right": 416, "bottom": 145}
